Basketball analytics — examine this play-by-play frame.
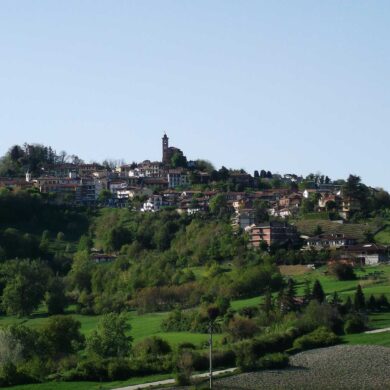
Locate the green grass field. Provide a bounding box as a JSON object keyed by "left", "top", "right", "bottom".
{"left": 8, "top": 374, "right": 173, "bottom": 390}
{"left": 343, "top": 331, "right": 390, "bottom": 347}
{"left": 292, "top": 265, "right": 390, "bottom": 300}
{"left": 0, "top": 305, "right": 224, "bottom": 349}
{"left": 368, "top": 312, "right": 390, "bottom": 329}
{"left": 2, "top": 264, "right": 390, "bottom": 390}
{"left": 374, "top": 224, "right": 390, "bottom": 245}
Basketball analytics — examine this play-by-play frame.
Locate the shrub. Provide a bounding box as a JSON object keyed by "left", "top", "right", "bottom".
{"left": 258, "top": 353, "right": 289, "bottom": 369}
{"left": 235, "top": 328, "right": 300, "bottom": 371}
{"left": 344, "top": 314, "right": 366, "bottom": 334}
{"left": 212, "top": 350, "right": 236, "bottom": 369}
{"left": 292, "top": 327, "right": 340, "bottom": 351}
{"left": 329, "top": 263, "right": 356, "bottom": 281}
{"left": 177, "top": 342, "right": 196, "bottom": 351}
{"left": 107, "top": 358, "right": 131, "bottom": 380}
{"left": 175, "top": 350, "right": 195, "bottom": 386}
{"left": 73, "top": 358, "right": 109, "bottom": 381}
{"left": 42, "top": 315, "right": 85, "bottom": 356}
{"left": 227, "top": 316, "right": 259, "bottom": 341}
{"left": 132, "top": 337, "right": 171, "bottom": 358}
{"left": 297, "top": 301, "right": 344, "bottom": 334}
{"left": 0, "top": 362, "right": 36, "bottom": 387}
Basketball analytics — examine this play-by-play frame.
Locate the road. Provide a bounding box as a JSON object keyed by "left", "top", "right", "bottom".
{"left": 112, "top": 367, "right": 237, "bottom": 390}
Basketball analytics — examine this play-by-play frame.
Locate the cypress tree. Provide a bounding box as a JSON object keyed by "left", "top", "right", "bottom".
{"left": 303, "top": 279, "right": 312, "bottom": 304}
{"left": 344, "top": 296, "right": 353, "bottom": 313}
{"left": 311, "top": 279, "right": 325, "bottom": 303}
{"left": 354, "top": 284, "right": 365, "bottom": 311}
{"left": 366, "top": 295, "right": 376, "bottom": 311}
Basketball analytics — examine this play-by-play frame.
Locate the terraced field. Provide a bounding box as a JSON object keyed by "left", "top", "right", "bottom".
{"left": 293, "top": 219, "right": 381, "bottom": 241}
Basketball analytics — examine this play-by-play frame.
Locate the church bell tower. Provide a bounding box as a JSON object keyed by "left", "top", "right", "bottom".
{"left": 162, "top": 133, "right": 169, "bottom": 164}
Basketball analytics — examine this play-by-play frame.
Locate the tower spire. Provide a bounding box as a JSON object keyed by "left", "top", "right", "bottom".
{"left": 162, "top": 132, "right": 169, "bottom": 164}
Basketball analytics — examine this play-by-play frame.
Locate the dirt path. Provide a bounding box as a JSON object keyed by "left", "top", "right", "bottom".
{"left": 112, "top": 367, "right": 237, "bottom": 390}
{"left": 365, "top": 327, "right": 390, "bottom": 334}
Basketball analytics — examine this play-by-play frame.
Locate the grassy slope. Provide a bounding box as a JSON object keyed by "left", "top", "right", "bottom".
{"left": 8, "top": 374, "right": 173, "bottom": 390}
{"left": 374, "top": 224, "right": 390, "bottom": 244}
{"left": 0, "top": 308, "right": 221, "bottom": 348}
{"left": 3, "top": 265, "right": 390, "bottom": 390}
{"left": 343, "top": 331, "right": 390, "bottom": 347}
{"left": 292, "top": 265, "right": 390, "bottom": 300}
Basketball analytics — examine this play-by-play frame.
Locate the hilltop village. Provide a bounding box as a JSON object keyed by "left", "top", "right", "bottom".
{"left": 0, "top": 134, "right": 389, "bottom": 267}
{"left": 0, "top": 135, "right": 389, "bottom": 389}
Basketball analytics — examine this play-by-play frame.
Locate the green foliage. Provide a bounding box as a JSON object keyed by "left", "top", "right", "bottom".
{"left": 86, "top": 313, "right": 132, "bottom": 358}
{"left": 258, "top": 352, "right": 289, "bottom": 369}
{"left": 175, "top": 350, "right": 194, "bottom": 386}
{"left": 0, "top": 190, "right": 89, "bottom": 241}
{"left": 292, "top": 326, "right": 340, "bottom": 351}
{"left": 296, "top": 301, "right": 343, "bottom": 334}
{"left": 42, "top": 316, "right": 85, "bottom": 356}
{"left": 311, "top": 279, "right": 325, "bottom": 303}
{"left": 209, "top": 194, "right": 230, "bottom": 218}
{"left": 354, "top": 284, "right": 365, "bottom": 311}
{"left": 98, "top": 190, "right": 113, "bottom": 203}
{"left": 45, "top": 277, "right": 67, "bottom": 315}
{"left": 132, "top": 337, "right": 171, "bottom": 358}
{"left": 170, "top": 152, "right": 187, "bottom": 168}
{"left": 235, "top": 328, "right": 299, "bottom": 371}
{"left": 344, "top": 314, "right": 367, "bottom": 334}
{"left": 0, "top": 259, "right": 50, "bottom": 316}
{"left": 0, "top": 143, "right": 63, "bottom": 177}
{"left": 227, "top": 316, "right": 259, "bottom": 341}
{"left": 329, "top": 263, "right": 356, "bottom": 281}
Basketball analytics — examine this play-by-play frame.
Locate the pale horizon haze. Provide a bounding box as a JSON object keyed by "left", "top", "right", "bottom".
{"left": 0, "top": 1, "right": 389, "bottom": 189}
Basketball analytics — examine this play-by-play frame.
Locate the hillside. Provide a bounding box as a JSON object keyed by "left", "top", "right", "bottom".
{"left": 293, "top": 219, "right": 382, "bottom": 241}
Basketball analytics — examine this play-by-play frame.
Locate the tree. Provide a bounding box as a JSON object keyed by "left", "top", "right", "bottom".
{"left": 0, "top": 328, "right": 23, "bottom": 367}
{"left": 343, "top": 296, "right": 353, "bottom": 313}
{"left": 329, "top": 291, "right": 342, "bottom": 308}
{"left": 303, "top": 279, "right": 312, "bottom": 304}
{"left": 329, "top": 263, "right": 356, "bottom": 281}
{"left": 45, "top": 276, "right": 67, "bottom": 315}
{"left": 68, "top": 250, "right": 93, "bottom": 293}
{"left": 377, "top": 294, "right": 389, "bottom": 310}
{"left": 311, "top": 280, "right": 325, "bottom": 303}
{"left": 261, "top": 289, "right": 273, "bottom": 315}
{"left": 98, "top": 189, "right": 113, "bottom": 203}
{"left": 227, "top": 316, "right": 258, "bottom": 341}
{"left": 301, "top": 197, "right": 315, "bottom": 214}
{"left": 106, "top": 226, "right": 132, "bottom": 251}
{"left": 278, "top": 278, "right": 297, "bottom": 313}
{"left": 366, "top": 295, "right": 377, "bottom": 311}
{"left": 42, "top": 315, "right": 84, "bottom": 355}
{"left": 86, "top": 313, "right": 132, "bottom": 358}
{"left": 254, "top": 200, "right": 269, "bottom": 223}
{"left": 1, "top": 259, "right": 50, "bottom": 317}
{"left": 354, "top": 284, "right": 365, "bottom": 311}
{"left": 195, "top": 159, "right": 215, "bottom": 173}
{"left": 209, "top": 194, "right": 229, "bottom": 218}
{"left": 171, "top": 152, "right": 187, "bottom": 168}
{"left": 218, "top": 166, "right": 230, "bottom": 181}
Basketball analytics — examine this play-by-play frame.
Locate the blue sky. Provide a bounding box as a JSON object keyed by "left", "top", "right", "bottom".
{"left": 0, "top": 1, "right": 389, "bottom": 188}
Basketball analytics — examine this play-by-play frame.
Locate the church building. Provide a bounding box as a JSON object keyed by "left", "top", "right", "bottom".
{"left": 162, "top": 133, "right": 185, "bottom": 165}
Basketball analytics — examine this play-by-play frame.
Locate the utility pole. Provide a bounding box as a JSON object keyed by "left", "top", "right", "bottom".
{"left": 207, "top": 305, "right": 219, "bottom": 390}
{"left": 209, "top": 321, "right": 213, "bottom": 389}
